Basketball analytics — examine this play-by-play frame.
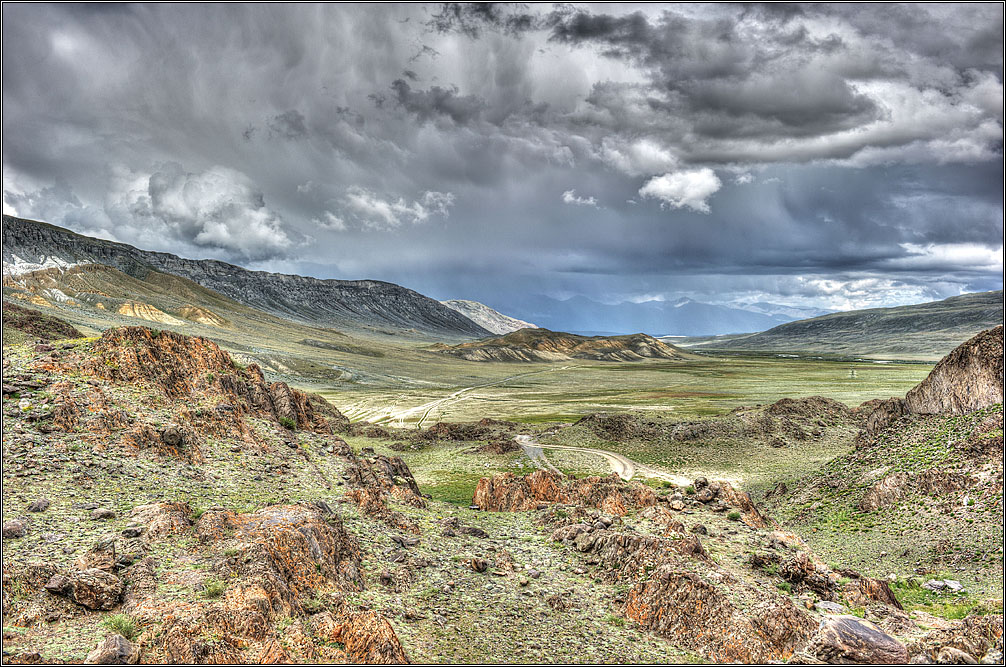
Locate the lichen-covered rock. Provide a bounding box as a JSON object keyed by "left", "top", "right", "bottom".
{"left": 312, "top": 610, "right": 410, "bottom": 663}
{"left": 472, "top": 470, "right": 656, "bottom": 516}
{"left": 84, "top": 634, "right": 138, "bottom": 664}
{"left": 128, "top": 502, "right": 193, "bottom": 540}
{"left": 905, "top": 327, "right": 1004, "bottom": 415}
{"left": 804, "top": 615, "right": 910, "bottom": 664}
{"left": 624, "top": 569, "right": 816, "bottom": 663}
{"left": 906, "top": 614, "right": 1004, "bottom": 664}
{"left": 860, "top": 472, "right": 910, "bottom": 512}
{"left": 45, "top": 568, "right": 125, "bottom": 610}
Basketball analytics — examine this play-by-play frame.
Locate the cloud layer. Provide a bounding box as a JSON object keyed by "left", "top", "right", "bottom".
{"left": 2, "top": 3, "right": 1002, "bottom": 313}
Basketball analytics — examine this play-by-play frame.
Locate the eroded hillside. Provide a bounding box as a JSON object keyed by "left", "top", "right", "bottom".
{"left": 2, "top": 323, "right": 1003, "bottom": 664}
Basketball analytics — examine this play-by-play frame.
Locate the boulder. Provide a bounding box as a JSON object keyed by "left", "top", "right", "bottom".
{"left": 27, "top": 498, "right": 50, "bottom": 512}
{"left": 805, "top": 616, "right": 910, "bottom": 664}
{"left": 904, "top": 327, "right": 1004, "bottom": 416}
{"left": 45, "top": 569, "right": 125, "bottom": 610}
{"left": 85, "top": 634, "right": 138, "bottom": 664}
{"left": 3, "top": 519, "right": 26, "bottom": 539}
{"left": 936, "top": 646, "right": 979, "bottom": 664}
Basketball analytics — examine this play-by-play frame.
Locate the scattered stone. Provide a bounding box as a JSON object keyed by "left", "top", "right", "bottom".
{"left": 815, "top": 601, "right": 848, "bottom": 615}
{"left": 390, "top": 535, "right": 420, "bottom": 548}
{"left": 980, "top": 650, "right": 1004, "bottom": 664}
{"left": 458, "top": 526, "right": 489, "bottom": 539}
{"left": 91, "top": 508, "right": 116, "bottom": 521}
{"left": 694, "top": 477, "right": 708, "bottom": 490}
{"left": 528, "top": 569, "right": 541, "bottom": 579}
{"left": 690, "top": 524, "right": 708, "bottom": 535}
{"left": 85, "top": 634, "right": 139, "bottom": 664}
{"left": 3, "top": 519, "right": 26, "bottom": 539}
{"left": 122, "top": 526, "right": 145, "bottom": 538}
{"left": 669, "top": 500, "right": 685, "bottom": 511}
{"left": 470, "top": 558, "right": 489, "bottom": 573}
{"left": 27, "top": 498, "right": 50, "bottom": 512}
{"left": 519, "top": 577, "right": 529, "bottom": 587}
{"left": 936, "top": 646, "right": 978, "bottom": 664}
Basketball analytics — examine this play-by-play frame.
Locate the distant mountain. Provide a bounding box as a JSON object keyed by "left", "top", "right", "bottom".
{"left": 499, "top": 294, "right": 791, "bottom": 337}
{"left": 706, "top": 291, "right": 1004, "bottom": 359}
{"left": 431, "top": 328, "right": 692, "bottom": 363}
{"left": 440, "top": 299, "right": 536, "bottom": 335}
{"left": 2, "top": 215, "right": 489, "bottom": 340}
{"left": 736, "top": 301, "right": 833, "bottom": 321}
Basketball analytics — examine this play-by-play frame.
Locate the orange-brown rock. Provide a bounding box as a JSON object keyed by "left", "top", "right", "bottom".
{"left": 624, "top": 569, "right": 816, "bottom": 663}
{"left": 312, "top": 610, "right": 409, "bottom": 664}
{"left": 843, "top": 576, "right": 903, "bottom": 610}
{"left": 717, "top": 481, "right": 773, "bottom": 528}
{"left": 472, "top": 470, "right": 656, "bottom": 516}
{"left": 60, "top": 327, "right": 345, "bottom": 434}
{"left": 129, "top": 502, "right": 194, "bottom": 541}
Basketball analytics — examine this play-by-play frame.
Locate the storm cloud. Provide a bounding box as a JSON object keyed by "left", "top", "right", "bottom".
{"left": 2, "top": 3, "right": 1002, "bottom": 315}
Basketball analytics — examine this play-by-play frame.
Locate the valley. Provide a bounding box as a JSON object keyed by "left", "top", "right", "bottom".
{"left": 2, "top": 216, "right": 1003, "bottom": 665}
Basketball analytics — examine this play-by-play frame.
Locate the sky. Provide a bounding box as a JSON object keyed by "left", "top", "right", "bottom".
{"left": 2, "top": 3, "right": 1003, "bottom": 316}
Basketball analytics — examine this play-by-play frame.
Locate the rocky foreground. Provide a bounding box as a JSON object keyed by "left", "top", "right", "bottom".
{"left": 2, "top": 323, "right": 1004, "bottom": 664}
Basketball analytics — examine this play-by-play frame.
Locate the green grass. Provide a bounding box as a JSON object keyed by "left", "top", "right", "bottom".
{"left": 278, "top": 416, "right": 297, "bottom": 430}
{"left": 201, "top": 577, "right": 226, "bottom": 599}
{"left": 102, "top": 614, "right": 138, "bottom": 640}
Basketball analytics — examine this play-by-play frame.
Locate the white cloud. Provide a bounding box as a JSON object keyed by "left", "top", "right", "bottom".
{"left": 599, "top": 138, "right": 679, "bottom": 177}
{"left": 314, "top": 211, "right": 347, "bottom": 231}
{"left": 561, "top": 189, "right": 598, "bottom": 208}
{"left": 638, "top": 168, "right": 722, "bottom": 213}
{"left": 893, "top": 242, "right": 1004, "bottom": 272}
{"left": 734, "top": 172, "right": 754, "bottom": 185}
{"left": 341, "top": 186, "right": 455, "bottom": 229}
{"left": 105, "top": 163, "right": 292, "bottom": 260}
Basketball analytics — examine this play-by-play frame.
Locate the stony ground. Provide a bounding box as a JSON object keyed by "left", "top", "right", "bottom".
{"left": 2, "top": 324, "right": 1003, "bottom": 664}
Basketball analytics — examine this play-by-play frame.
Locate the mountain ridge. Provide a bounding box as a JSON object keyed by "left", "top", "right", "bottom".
{"left": 702, "top": 291, "right": 1003, "bottom": 359}
{"left": 2, "top": 215, "right": 490, "bottom": 340}
{"left": 440, "top": 299, "right": 537, "bottom": 335}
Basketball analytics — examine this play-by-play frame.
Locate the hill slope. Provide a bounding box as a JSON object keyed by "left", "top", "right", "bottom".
{"left": 2, "top": 215, "right": 489, "bottom": 340}
{"left": 433, "top": 328, "right": 692, "bottom": 362}
{"left": 704, "top": 291, "right": 1003, "bottom": 359}
{"left": 764, "top": 328, "right": 1004, "bottom": 592}
{"left": 440, "top": 299, "right": 537, "bottom": 335}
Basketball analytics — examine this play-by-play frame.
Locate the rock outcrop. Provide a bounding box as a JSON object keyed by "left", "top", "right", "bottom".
{"left": 904, "top": 326, "right": 1004, "bottom": 415}
{"left": 472, "top": 470, "right": 656, "bottom": 515}
{"left": 865, "top": 326, "right": 1003, "bottom": 436}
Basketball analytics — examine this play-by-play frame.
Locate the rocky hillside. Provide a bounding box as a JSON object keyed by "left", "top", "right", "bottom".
{"left": 3, "top": 215, "right": 489, "bottom": 339}
{"left": 704, "top": 291, "right": 1003, "bottom": 359}
{"left": 2, "top": 326, "right": 1002, "bottom": 663}
{"left": 440, "top": 300, "right": 536, "bottom": 335}
{"left": 2, "top": 302, "right": 83, "bottom": 346}
{"left": 432, "top": 328, "right": 691, "bottom": 362}
{"left": 764, "top": 328, "right": 1004, "bottom": 609}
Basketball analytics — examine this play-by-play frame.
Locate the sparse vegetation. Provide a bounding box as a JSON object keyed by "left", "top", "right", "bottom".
{"left": 279, "top": 416, "right": 297, "bottom": 430}
{"left": 102, "top": 614, "right": 139, "bottom": 640}
{"left": 202, "top": 577, "right": 226, "bottom": 599}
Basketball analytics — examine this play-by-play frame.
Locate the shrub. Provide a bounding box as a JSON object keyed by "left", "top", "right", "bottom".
{"left": 727, "top": 511, "right": 742, "bottom": 521}
{"left": 776, "top": 582, "right": 793, "bottom": 594}
{"left": 202, "top": 577, "right": 226, "bottom": 599}
{"left": 279, "top": 416, "right": 297, "bottom": 430}
{"left": 685, "top": 486, "right": 696, "bottom": 495}
{"left": 103, "top": 614, "right": 138, "bottom": 640}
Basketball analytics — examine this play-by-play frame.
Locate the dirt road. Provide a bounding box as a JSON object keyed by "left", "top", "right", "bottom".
{"left": 514, "top": 435, "right": 690, "bottom": 485}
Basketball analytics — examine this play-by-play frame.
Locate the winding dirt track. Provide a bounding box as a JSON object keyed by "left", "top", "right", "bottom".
{"left": 514, "top": 434, "right": 690, "bottom": 485}
{"left": 345, "top": 366, "right": 574, "bottom": 428}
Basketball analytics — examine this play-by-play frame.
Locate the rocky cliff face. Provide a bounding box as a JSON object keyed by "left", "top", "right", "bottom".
{"left": 2, "top": 215, "right": 489, "bottom": 339}
{"left": 904, "top": 326, "right": 1004, "bottom": 414}
{"left": 865, "top": 326, "right": 1003, "bottom": 437}
{"left": 440, "top": 299, "right": 537, "bottom": 335}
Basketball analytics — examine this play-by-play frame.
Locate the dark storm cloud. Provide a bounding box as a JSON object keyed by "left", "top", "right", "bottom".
{"left": 389, "top": 79, "right": 486, "bottom": 125}
{"left": 2, "top": 3, "right": 1002, "bottom": 314}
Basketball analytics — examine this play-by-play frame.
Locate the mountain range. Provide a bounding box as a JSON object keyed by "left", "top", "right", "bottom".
{"left": 2, "top": 215, "right": 488, "bottom": 340}
{"left": 493, "top": 294, "right": 801, "bottom": 337}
